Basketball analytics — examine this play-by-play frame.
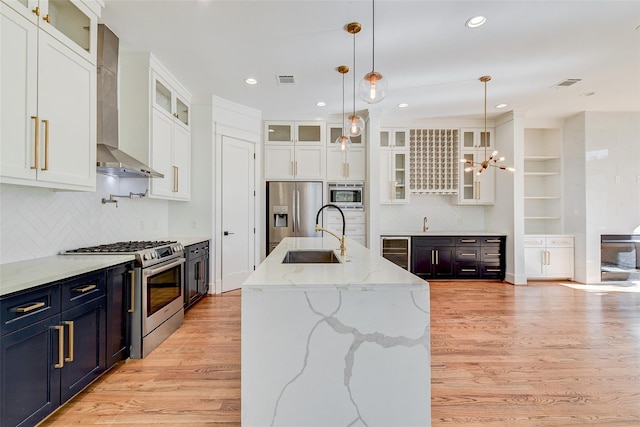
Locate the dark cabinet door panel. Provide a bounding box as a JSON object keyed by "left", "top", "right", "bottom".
{"left": 1, "top": 316, "right": 61, "bottom": 427}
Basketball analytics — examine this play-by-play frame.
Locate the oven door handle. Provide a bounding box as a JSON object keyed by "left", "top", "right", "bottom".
{"left": 145, "top": 258, "right": 186, "bottom": 276}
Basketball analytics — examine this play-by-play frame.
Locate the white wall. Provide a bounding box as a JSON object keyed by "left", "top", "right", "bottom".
{"left": 0, "top": 176, "right": 169, "bottom": 264}
{"left": 584, "top": 112, "right": 639, "bottom": 282}
{"left": 564, "top": 111, "right": 640, "bottom": 283}
{"left": 168, "top": 103, "right": 213, "bottom": 238}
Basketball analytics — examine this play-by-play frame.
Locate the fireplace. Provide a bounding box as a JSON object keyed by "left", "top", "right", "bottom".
{"left": 601, "top": 234, "right": 640, "bottom": 281}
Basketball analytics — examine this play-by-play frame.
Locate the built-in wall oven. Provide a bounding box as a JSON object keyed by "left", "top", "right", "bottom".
{"left": 64, "top": 241, "right": 185, "bottom": 358}
{"left": 328, "top": 182, "right": 364, "bottom": 210}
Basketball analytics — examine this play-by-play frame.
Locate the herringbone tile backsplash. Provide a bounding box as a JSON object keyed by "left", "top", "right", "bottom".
{"left": 0, "top": 176, "right": 169, "bottom": 264}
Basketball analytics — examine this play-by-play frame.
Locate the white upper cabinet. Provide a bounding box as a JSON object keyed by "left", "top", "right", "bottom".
{"left": 119, "top": 53, "right": 192, "bottom": 201}
{"left": 0, "top": 0, "right": 99, "bottom": 191}
{"left": 380, "top": 128, "right": 409, "bottom": 203}
{"left": 326, "top": 124, "right": 365, "bottom": 181}
{"left": 264, "top": 121, "right": 325, "bottom": 180}
{"left": 265, "top": 121, "right": 325, "bottom": 145}
{"left": 458, "top": 128, "right": 495, "bottom": 205}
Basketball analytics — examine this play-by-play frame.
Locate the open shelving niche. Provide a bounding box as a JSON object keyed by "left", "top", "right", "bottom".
{"left": 523, "top": 128, "right": 563, "bottom": 234}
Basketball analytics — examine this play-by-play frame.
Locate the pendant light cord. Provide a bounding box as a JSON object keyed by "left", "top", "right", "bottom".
{"left": 372, "top": 0, "right": 376, "bottom": 71}
{"left": 484, "top": 78, "right": 487, "bottom": 160}
{"left": 342, "top": 71, "right": 346, "bottom": 135}
{"left": 352, "top": 30, "right": 357, "bottom": 117}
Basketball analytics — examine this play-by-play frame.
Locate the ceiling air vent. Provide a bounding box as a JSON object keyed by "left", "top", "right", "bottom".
{"left": 552, "top": 78, "right": 582, "bottom": 88}
{"left": 277, "top": 75, "right": 296, "bottom": 85}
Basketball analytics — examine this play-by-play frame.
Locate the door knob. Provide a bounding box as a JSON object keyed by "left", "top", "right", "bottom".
{"left": 223, "top": 231, "right": 235, "bottom": 236}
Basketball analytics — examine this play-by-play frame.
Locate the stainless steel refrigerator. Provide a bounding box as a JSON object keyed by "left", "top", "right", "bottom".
{"left": 267, "top": 181, "right": 323, "bottom": 254}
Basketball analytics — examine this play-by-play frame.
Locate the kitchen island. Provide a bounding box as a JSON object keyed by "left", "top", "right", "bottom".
{"left": 242, "top": 237, "right": 430, "bottom": 427}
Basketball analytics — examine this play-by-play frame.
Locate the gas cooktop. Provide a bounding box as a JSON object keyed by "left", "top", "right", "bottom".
{"left": 63, "top": 240, "right": 184, "bottom": 268}
{"left": 65, "top": 240, "right": 177, "bottom": 253}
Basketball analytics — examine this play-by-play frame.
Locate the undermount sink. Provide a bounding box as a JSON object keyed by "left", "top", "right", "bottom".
{"left": 282, "top": 249, "right": 341, "bottom": 264}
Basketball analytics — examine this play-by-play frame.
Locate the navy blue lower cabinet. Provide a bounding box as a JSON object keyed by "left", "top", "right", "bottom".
{"left": 0, "top": 315, "right": 62, "bottom": 427}
{"left": 106, "top": 263, "right": 134, "bottom": 368}
{"left": 60, "top": 297, "right": 106, "bottom": 402}
{"left": 1, "top": 269, "right": 108, "bottom": 427}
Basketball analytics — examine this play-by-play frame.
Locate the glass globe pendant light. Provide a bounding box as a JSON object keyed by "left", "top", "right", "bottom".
{"left": 345, "top": 22, "right": 364, "bottom": 138}
{"left": 359, "top": 0, "right": 388, "bottom": 104}
{"left": 335, "top": 65, "right": 352, "bottom": 151}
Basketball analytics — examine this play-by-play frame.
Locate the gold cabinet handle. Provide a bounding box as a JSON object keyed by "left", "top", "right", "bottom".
{"left": 460, "top": 253, "right": 476, "bottom": 256}
{"left": 64, "top": 321, "right": 74, "bottom": 362}
{"left": 74, "top": 284, "right": 97, "bottom": 293}
{"left": 43, "top": 14, "right": 51, "bottom": 23}
{"left": 32, "top": 6, "right": 40, "bottom": 16}
{"left": 54, "top": 325, "right": 64, "bottom": 368}
{"left": 461, "top": 268, "right": 476, "bottom": 272}
{"left": 31, "top": 116, "right": 39, "bottom": 170}
{"left": 41, "top": 119, "right": 49, "bottom": 170}
{"left": 15, "top": 301, "right": 45, "bottom": 313}
{"left": 128, "top": 270, "right": 135, "bottom": 313}
{"left": 172, "top": 166, "right": 178, "bottom": 192}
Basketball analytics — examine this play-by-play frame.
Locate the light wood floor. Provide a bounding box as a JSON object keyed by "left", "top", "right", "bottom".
{"left": 41, "top": 281, "right": 640, "bottom": 426}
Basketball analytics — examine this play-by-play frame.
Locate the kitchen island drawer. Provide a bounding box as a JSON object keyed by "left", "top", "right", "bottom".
{"left": 456, "top": 237, "right": 481, "bottom": 246}
{"left": 1, "top": 285, "right": 60, "bottom": 336}
{"left": 61, "top": 271, "right": 106, "bottom": 311}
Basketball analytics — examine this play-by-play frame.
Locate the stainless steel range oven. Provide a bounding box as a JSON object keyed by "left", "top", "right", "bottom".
{"left": 64, "top": 240, "right": 185, "bottom": 358}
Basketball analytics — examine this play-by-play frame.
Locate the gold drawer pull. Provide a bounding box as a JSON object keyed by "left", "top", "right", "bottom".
{"left": 461, "top": 268, "right": 476, "bottom": 272}
{"left": 460, "top": 253, "right": 476, "bottom": 256}
{"left": 54, "top": 325, "right": 64, "bottom": 368}
{"left": 486, "top": 239, "right": 501, "bottom": 243}
{"left": 487, "top": 268, "right": 501, "bottom": 272}
{"left": 486, "top": 253, "right": 501, "bottom": 256}
{"left": 15, "top": 302, "right": 45, "bottom": 313}
{"left": 460, "top": 239, "right": 477, "bottom": 243}
{"left": 74, "top": 284, "right": 97, "bottom": 293}
{"left": 64, "top": 321, "right": 74, "bottom": 362}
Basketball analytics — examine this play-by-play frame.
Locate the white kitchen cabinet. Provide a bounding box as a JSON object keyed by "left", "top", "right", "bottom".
{"left": 409, "top": 128, "right": 458, "bottom": 195}
{"left": 326, "top": 147, "right": 365, "bottom": 181}
{"left": 150, "top": 109, "right": 190, "bottom": 199}
{"left": 327, "top": 123, "right": 364, "bottom": 146}
{"left": 266, "top": 121, "right": 325, "bottom": 145}
{"left": 264, "top": 121, "right": 325, "bottom": 180}
{"left": 380, "top": 149, "right": 409, "bottom": 204}
{"left": 0, "top": 0, "right": 98, "bottom": 191}
{"left": 119, "top": 53, "right": 192, "bottom": 201}
{"left": 458, "top": 128, "right": 495, "bottom": 205}
{"left": 380, "top": 128, "right": 407, "bottom": 148}
{"left": 325, "top": 209, "right": 366, "bottom": 246}
{"left": 524, "top": 235, "right": 574, "bottom": 280}
{"left": 524, "top": 128, "right": 563, "bottom": 234}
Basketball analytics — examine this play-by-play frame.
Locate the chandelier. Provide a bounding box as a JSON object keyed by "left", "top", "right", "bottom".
{"left": 460, "top": 76, "right": 514, "bottom": 174}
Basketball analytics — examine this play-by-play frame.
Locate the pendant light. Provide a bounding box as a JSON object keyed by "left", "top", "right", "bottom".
{"left": 336, "top": 65, "right": 352, "bottom": 151}
{"left": 460, "top": 76, "right": 515, "bottom": 174}
{"left": 359, "top": 0, "right": 388, "bottom": 104}
{"left": 345, "top": 22, "right": 364, "bottom": 138}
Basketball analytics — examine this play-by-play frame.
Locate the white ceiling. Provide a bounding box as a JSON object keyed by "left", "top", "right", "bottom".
{"left": 101, "top": 0, "right": 640, "bottom": 122}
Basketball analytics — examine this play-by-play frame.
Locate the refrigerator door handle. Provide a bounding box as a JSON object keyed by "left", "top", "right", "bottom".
{"left": 296, "top": 190, "right": 301, "bottom": 235}
{"left": 292, "top": 190, "right": 297, "bottom": 233}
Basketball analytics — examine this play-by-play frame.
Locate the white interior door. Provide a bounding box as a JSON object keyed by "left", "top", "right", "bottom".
{"left": 222, "top": 136, "right": 255, "bottom": 292}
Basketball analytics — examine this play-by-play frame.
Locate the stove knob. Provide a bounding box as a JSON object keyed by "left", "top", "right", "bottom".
{"left": 152, "top": 253, "right": 157, "bottom": 259}
{"left": 143, "top": 253, "right": 150, "bottom": 260}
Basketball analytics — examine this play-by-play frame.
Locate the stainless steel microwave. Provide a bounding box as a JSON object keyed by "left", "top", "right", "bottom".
{"left": 328, "top": 182, "right": 364, "bottom": 210}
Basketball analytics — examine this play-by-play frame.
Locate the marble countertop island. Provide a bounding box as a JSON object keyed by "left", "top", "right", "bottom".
{"left": 242, "top": 237, "right": 431, "bottom": 427}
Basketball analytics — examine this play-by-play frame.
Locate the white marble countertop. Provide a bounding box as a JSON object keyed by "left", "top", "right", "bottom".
{"left": 243, "top": 237, "right": 426, "bottom": 290}
{"left": 0, "top": 236, "right": 210, "bottom": 297}
{"left": 381, "top": 230, "right": 507, "bottom": 237}
{"left": 0, "top": 255, "right": 136, "bottom": 297}
{"left": 165, "top": 236, "right": 211, "bottom": 246}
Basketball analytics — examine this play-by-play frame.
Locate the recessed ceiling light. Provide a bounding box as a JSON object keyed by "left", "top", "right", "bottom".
{"left": 244, "top": 78, "right": 258, "bottom": 85}
{"left": 398, "top": 103, "right": 409, "bottom": 108}
{"left": 495, "top": 103, "right": 507, "bottom": 109}
{"left": 465, "top": 16, "right": 486, "bottom": 28}
{"left": 316, "top": 101, "right": 326, "bottom": 107}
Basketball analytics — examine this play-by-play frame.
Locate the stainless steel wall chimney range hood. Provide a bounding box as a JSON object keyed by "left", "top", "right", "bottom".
{"left": 96, "top": 24, "right": 163, "bottom": 178}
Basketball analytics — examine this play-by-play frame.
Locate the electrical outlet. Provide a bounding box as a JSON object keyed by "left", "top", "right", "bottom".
{"left": 615, "top": 175, "right": 621, "bottom": 184}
